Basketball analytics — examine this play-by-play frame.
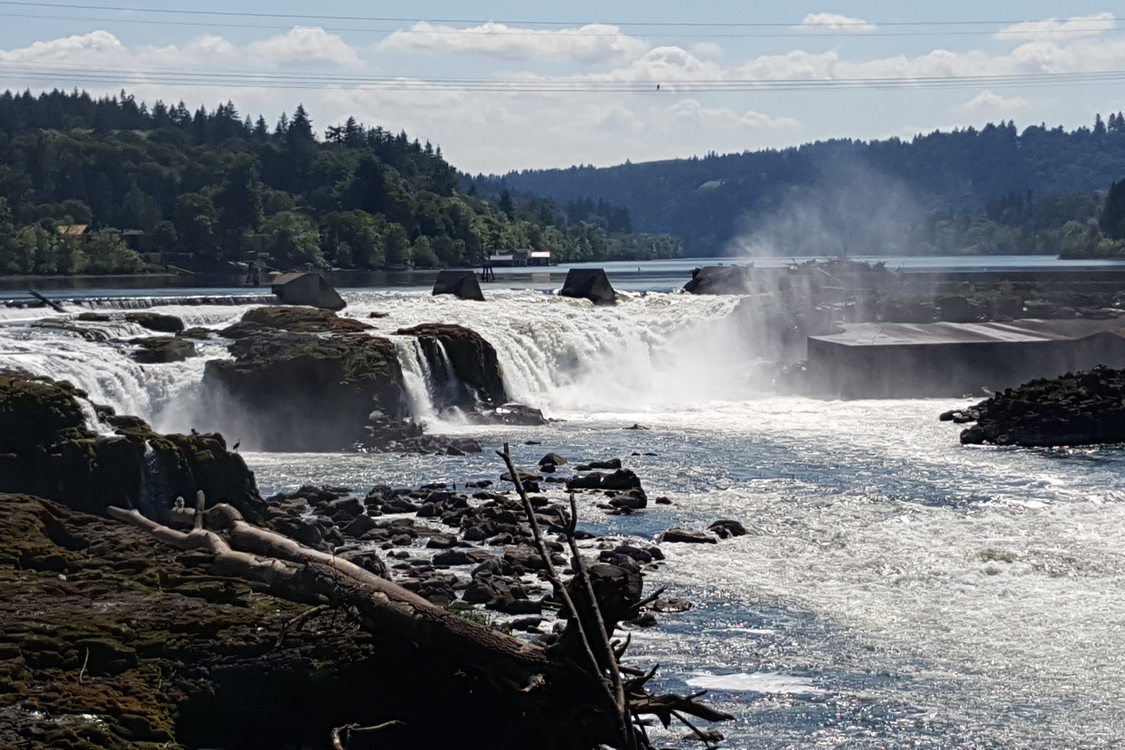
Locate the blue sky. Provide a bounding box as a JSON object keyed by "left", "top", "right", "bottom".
{"left": 0, "top": 1, "right": 1122, "bottom": 173}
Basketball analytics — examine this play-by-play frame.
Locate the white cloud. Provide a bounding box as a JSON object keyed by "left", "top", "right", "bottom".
{"left": 665, "top": 99, "right": 798, "bottom": 130}
{"left": 956, "top": 90, "right": 1032, "bottom": 117}
{"left": 690, "top": 42, "right": 724, "bottom": 59}
{"left": 247, "top": 27, "right": 363, "bottom": 69}
{"left": 996, "top": 12, "right": 1115, "bottom": 42}
{"left": 795, "top": 13, "right": 877, "bottom": 33}
{"left": 378, "top": 22, "right": 648, "bottom": 64}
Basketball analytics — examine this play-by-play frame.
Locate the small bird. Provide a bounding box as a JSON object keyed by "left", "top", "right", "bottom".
{"left": 173, "top": 497, "right": 185, "bottom": 509}
{"left": 656, "top": 84, "right": 661, "bottom": 90}
{"left": 190, "top": 427, "right": 199, "bottom": 436}
{"left": 232, "top": 440, "right": 241, "bottom": 451}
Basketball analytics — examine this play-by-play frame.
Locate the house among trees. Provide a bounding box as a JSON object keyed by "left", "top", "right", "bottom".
{"left": 56, "top": 224, "right": 89, "bottom": 238}
{"left": 487, "top": 248, "right": 553, "bottom": 267}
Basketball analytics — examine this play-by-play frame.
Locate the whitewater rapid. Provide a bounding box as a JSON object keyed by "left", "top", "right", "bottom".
{"left": 3, "top": 288, "right": 1125, "bottom": 747}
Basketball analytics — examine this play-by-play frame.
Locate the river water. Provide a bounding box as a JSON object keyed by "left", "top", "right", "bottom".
{"left": 2, "top": 269, "right": 1124, "bottom": 748}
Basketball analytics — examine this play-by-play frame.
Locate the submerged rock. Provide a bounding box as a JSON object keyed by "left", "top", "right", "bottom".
{"left": 124, "top": 311, "right": 185, "bottom": 334}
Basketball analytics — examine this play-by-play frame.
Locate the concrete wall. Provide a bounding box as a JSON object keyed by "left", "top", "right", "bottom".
{"left": 806, "top": 333, "right": 1125, "bottom": 398}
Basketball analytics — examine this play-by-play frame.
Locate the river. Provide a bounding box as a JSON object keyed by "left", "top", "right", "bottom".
{"left": 2, "top": 263, "right": 1123, "bottom": 748}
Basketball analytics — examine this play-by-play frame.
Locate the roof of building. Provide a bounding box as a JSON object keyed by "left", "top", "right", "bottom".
{"left": 810, "top": 318, "right": 1125, "bottom": 347}
{"left": 56, "top": 224, "right": 89, "bottom": 236}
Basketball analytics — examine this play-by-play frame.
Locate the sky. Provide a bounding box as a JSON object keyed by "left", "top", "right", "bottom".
{"left": 0, "top": 1, "right": 1123, "bottom": 174}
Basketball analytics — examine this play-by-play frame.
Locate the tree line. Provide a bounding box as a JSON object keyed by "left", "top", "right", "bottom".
{"left": 0, "top": 89, "right": 680, "bottom": 275}
{"left": 487, "top": 116, "right": 1125, "bottom": 258}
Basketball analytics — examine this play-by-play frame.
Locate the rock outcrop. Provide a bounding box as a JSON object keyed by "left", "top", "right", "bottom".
{"left": 396, "top": 323, "right": 507, "bottom": 408}
{"left": 942, "top": 365, "right": 1125, "bottom": 446}
{"left": 0, "top": 374, "right": 266, "bottom": 522}
{"left": 204, "top": 328, "right": 405, "bottom": 451}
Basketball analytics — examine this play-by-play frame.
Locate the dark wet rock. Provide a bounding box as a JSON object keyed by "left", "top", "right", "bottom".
{"left": 510, "top": 616, "right": 543, "bottom": 632}
{"left": 652, "top": 597, "right": 694, "bottom": 613}
{"left": 432, "top": 269, "right": 486, "bottom": 301}
{"left": 396, "top": 323, "right": 507, "bottom": 408}
{"left": 130, "top": 336, "right": 196, "bottom": 364}
{"left": 426, "top": 533, "right": 458, "bottom": 549}
{"left": 342, "top": 514, "right": 377, "bottom": 538}
{"left": 625, "top": 423, "right": 650, "bottom": 430}
{"left": 336, "top": 546, "right": 389, "bottom": 578}
{"left": 601, "top": 469, "right": 642, "bottom": 491}
{"left": 468, "top": 403, "right": 549, "bottom": 426}
{"left": 626, "top": 612, "right": 659, "bottom": 628}
{"left": 576, "top": 458, "right": 621, "bottom": 471}
{"left": 598, "top": 545, "right": 654, "bottom": 565}
{"left": 608, "top": 490, "right": 647, "bottom": 511}
{"left": 202, "top": 327, "right": 404, "bottom": 451}
{"left": 229, "top": 305, "right": 369, "bottom": 335}
{"left": 502, "top": 468, "right": 543, "bottom": 485}
{"left": 655, "top": 496, "right": 673, "bottom": 505}
{"left": 179, "top": 326, "right": 214, "bottom": 340}
{"left": 951, "top": 365, "right": 1125, "bottom": 447}
{"left": 660, "top": 528, "right": 717, "bottom": 544}
{"left": 271, "top": 271, "right": 346, "bottom": 310}
{"left": 683, "top": 265, "right": 754, "bottom": 295}
{"left": 539, "top": 453, "right": 566, "bottom": 467}
{"left": 566, "top": 472, "right": 606, "bottom": 490}
{"left": 560, "top": 268, "right": 616, "bottom": 306}
{"left": 0, "top": 374, "right": 266, "bottom": 523}
{"left": 708, "top": 519, "right": 748, "bottom": 539}
{"left": 125, "top": 311, "right": 184, "bottom": 334}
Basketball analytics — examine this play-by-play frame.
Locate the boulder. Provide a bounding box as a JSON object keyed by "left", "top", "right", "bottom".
{"left": 432, "top": 270, "right": 486, "bottom": 301}
{"left": 395, "top": 324, "right": 507, "bottom": 408}
{"left": 270, "top": 272, "right": 346, "bottom": 311}
{"left": 124, "top": 312, "right": 184, "bottom": 334}
{"left": 708, "top": 519, "right": 748, "bottom": 539}
{"left": 202, "top": 329, "right": 405, "bottom": 451}
{"left": 130, "top": 337, "right": 196, "bottom": 364}
{"left": 560, "top": 269, "right": 616, "bottom": 306}
{"left": 660, "top": 528, "right": 717, "bottom": 544}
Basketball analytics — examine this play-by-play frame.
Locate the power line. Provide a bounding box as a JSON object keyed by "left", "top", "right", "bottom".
{"left": 0, "top": 11, "right": 1119, "bottom": 39}
{"left": 3, "top": 62, "right": 1125, "bottom": 93}
{"left": 0, "top": 1, "right": 1112, "bottom": 31}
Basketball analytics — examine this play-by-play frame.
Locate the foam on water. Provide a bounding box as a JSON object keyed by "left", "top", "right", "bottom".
{"left": 687, "top": 671, "right": 826, "bottom": 695}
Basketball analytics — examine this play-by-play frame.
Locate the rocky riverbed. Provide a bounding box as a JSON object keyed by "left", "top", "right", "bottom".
{"left": 0, "top": 373, "right": 743, "bottom": 749}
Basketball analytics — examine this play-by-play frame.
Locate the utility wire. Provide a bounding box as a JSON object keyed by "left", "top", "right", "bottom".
{"left": 0, "top": 11, "right": 1118, "bottom": 39}
{"left": 3, "top": 62, "right": 1124, "bottom": 93}
{"left": 0, "top": 1, "right": 1112, "bottom": 32}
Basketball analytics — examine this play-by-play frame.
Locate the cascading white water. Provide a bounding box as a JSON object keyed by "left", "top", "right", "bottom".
{"left": 394, "top": 337, "right": 439, "bottom": 423}
{"left": 345, "top": 289, "right": 759, "bottom": 414}
{"left": 0, "top": 289, "right": 758, "bottom": 424}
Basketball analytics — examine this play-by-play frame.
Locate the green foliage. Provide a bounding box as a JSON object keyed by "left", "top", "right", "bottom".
{"left": 261, "top": 211, "right": 322, "bottom": 267}
{"left": 492, "top": 115, "right": 1125, "bottom": 256}
{"left": 81, "top": 230, "right": 145, "bottom": 273}
{"left": 0, "top": 88, "right": 681, "bottom": 274}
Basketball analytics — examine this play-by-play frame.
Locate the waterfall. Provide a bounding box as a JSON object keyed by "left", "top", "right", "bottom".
{"left": 0, "top": 288, "right": 768, "bottom": 428}
{"left": 137, "top": 441, "right": 171, "bottom": 520}
{"left": 395, "top": 337, "right": 439, "bottom": 423}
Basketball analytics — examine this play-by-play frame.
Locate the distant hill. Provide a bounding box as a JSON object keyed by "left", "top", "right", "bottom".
{"left": 0, "top": 89, "right": 679, "bottom": 275}
{"left": 484, "top": 117, "right": 1125, "bottom": 257}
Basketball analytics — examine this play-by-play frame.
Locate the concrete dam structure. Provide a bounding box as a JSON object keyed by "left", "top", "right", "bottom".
{"left": 807, "top": 318, "right": 1125, "bottom": 398}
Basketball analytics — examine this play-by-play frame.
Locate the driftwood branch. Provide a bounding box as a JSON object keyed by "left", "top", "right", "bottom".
{"left": 330, "top": 720, "right": 404, "bottom": 750}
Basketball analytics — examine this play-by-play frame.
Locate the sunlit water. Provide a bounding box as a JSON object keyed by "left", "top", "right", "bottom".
{"left": 2, "top": 285, "right": 1124, "bottom": 748}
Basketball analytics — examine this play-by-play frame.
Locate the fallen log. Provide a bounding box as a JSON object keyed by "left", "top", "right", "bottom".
{"left": 109, "top": 483, "right": 732, "bottom": 749}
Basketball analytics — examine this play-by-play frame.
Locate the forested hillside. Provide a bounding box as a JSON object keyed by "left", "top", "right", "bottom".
{"left": 489, "top": 117, "right": 1125, "bottom": 257}
{"left": 0, "top": 89, "right": 679, "bottom": 275}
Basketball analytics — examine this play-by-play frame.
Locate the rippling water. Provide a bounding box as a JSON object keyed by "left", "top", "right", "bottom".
{"left": 3, "top": 286, "right": 1124, "bottom": 748}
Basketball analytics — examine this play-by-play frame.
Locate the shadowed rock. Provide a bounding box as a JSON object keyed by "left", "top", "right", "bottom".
{"left": 560, "top": 269, "right": 616, "bottom": 306}
{"left": 271, "top": 272, "right": 346, "bottom": 311}
{"left": 432, "top": 270, "right": 486, "bottom": 301}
